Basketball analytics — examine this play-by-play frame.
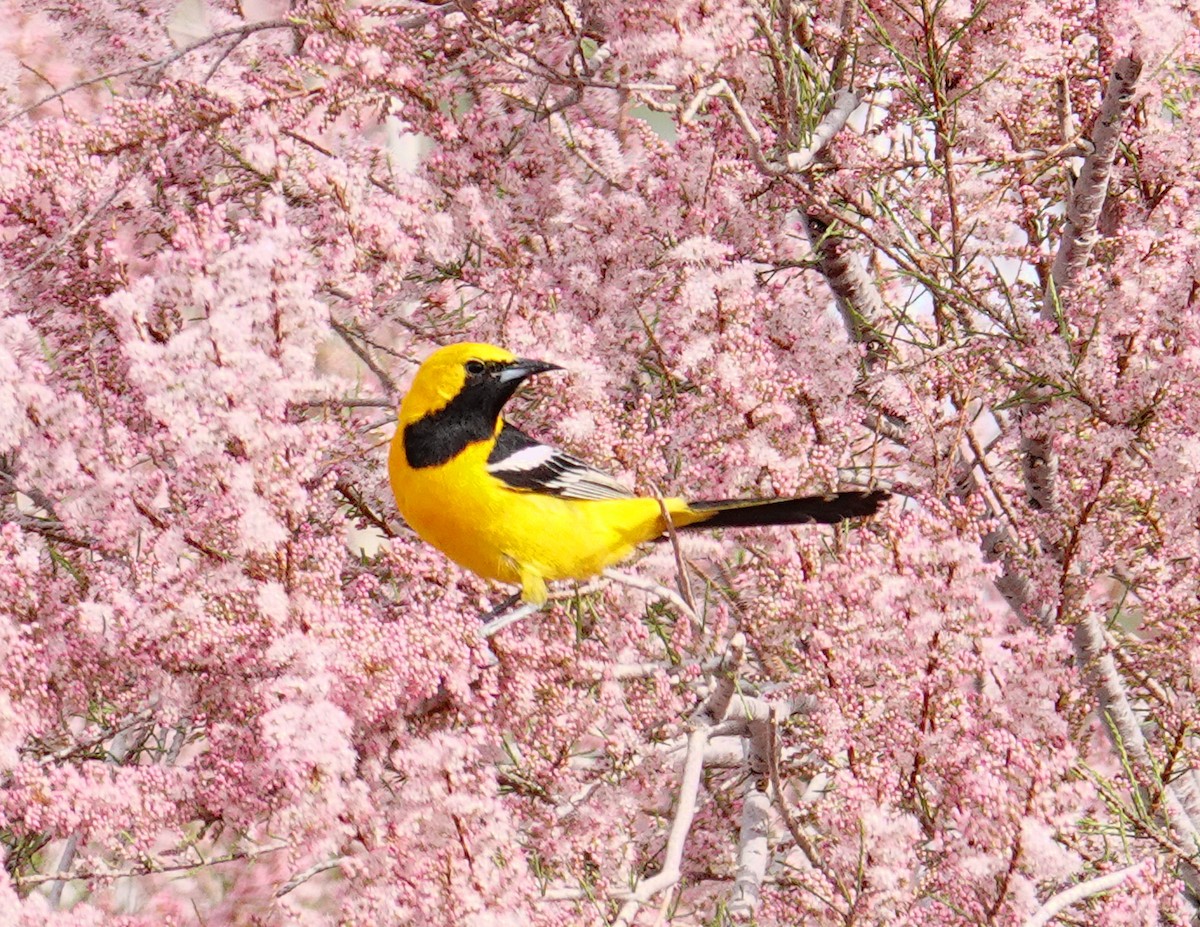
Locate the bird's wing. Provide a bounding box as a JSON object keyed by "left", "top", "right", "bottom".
{"left": 486, "top": 423, "right": 635, "bottom": 501}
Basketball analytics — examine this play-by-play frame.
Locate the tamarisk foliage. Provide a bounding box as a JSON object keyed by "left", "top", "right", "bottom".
{"left": 1, "top": 1, "right": 1196, "bottom": 924}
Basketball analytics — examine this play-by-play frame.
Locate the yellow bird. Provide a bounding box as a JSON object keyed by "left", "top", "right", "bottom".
{"left": 388, "top": 343, "right": 888, "bottom": 605}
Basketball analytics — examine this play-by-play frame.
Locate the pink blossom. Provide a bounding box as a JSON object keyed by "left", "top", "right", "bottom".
{"left": 1, "top": 0, "right": 1197, "bottom": 923}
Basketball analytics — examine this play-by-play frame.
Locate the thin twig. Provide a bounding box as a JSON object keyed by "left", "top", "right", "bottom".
{"left": 294, "top": 397, "right": 395, "bottom": 410}
{"left": 336, "top": 479, "right": 401, "bottom": 539}
{"left": 4, "top": 20, "right": 296, "bottom": 126}
{"left": 275, "top": 856, "right": 346, "bottom": 897}
{"left": 331, "top": 320, "right": 398, "bottom": 394}
{"left": 651, "top": 493, "right": 696, "bottom": 613}
{"left": 15, "top": 154, "right": 152, "bottom": 284}
{"left": 766, "top": 708, "right": 851, "bottom": 909}
{"left": 18, "top": 844, "right": 291, "bottom": 887}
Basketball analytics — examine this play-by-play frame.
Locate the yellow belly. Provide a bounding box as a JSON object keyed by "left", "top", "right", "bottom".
{"left": 389, "top": 438, "right": 690, "bottom": 602}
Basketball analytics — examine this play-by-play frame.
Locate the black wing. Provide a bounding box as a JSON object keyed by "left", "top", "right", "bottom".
{"left": 486, "top": 424, "right": 634, "bottom": 501}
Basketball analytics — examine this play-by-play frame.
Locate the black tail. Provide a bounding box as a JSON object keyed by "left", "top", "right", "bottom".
{"left": 683, "top": 490, "right": 889, "bottom": 529}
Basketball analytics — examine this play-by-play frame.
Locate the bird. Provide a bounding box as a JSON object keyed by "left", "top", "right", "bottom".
{"left": 388, "top": 342, "right": 888, "bottom": 606}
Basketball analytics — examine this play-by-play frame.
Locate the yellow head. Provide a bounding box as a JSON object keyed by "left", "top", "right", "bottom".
{"left": 398, "top": 343, "right": 522, "bottom": 427}
{"left": 396, "top": 342, "right": 563, "bottom": 473}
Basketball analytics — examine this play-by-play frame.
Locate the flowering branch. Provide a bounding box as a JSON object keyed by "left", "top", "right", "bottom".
{"left": 680, "top": 71, "right": 891, "bottom": 357}
{"left": 3, "top": 1, "right": 1196, "bottom": 922}
{"left": 4, "top": 19, "right": 297, "bottom": 125}
{"left": 1007, "top": 50, "right": 1200, "bottom": 904}
{"left": 767, "top": 708, "right": 850, "bottom": 909}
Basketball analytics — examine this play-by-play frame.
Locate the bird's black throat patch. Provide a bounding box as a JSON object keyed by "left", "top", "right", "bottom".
{"left": 403, "top": 363, "right": 521, "bottom": 469}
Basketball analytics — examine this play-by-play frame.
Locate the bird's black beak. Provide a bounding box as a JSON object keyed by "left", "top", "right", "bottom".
{"left": 489, "top": 357, "right": 563, "bottom": 416}
{"left": 497, "top": 358, "right": 562, "bottom": 385}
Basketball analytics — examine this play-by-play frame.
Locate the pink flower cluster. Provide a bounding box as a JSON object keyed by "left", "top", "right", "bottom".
{"left": 1, "top": 0, "right": 1198, "bottom": 924}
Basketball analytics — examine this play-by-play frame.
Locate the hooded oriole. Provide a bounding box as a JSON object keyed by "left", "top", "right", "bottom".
{"left": 388, "top": 343, "right": 888, "bottom": 605}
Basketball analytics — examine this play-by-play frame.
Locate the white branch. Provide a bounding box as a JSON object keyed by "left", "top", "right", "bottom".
{"left": 603, "top": 568, "right": 698, "bottom": 623}
{"left": 728, "top": 783, "right": 771, "bottom": 916}
{"left": 1075, "top": 614, "right": 1200, "bottom": 850}
{"left": 728, "top": 717, "right": 772, "bottom": 916}
{"left": 481, "top": 602, "right": 542, "bottom": 637}
{"left": 1043, "top": 55, "right": 1143, "bottom": 319}
{"left": 275, "top": 856, "right": 346, "bottom": 898}
{"left": 787, "top": 90, "right": 860, "bottom": 172}
{"left": 1022, "top": 863, "right": 1144, "bottom": 927}
{"left": 682, "top": 81, "right": 859, "bottom": 178}
{"left": 611, "top": 636, "right": 745, "bottom": 926}
{"left": 611, "top": 725, "right": 710, "bottom": 926}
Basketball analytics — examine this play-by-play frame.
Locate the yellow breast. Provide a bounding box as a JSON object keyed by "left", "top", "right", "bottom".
{"left": 388, "top": 434, "right": 682, "bottom": 602}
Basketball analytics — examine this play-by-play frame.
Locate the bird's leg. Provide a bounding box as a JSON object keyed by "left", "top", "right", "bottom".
{"left": 479, "top": 564, "right": 548, "bottom": 636}
{"left": 481, "top": 602, "right": 542, "bottom": 638}
{"left": 480, "top": 591, "right": 523, "bottom": 621}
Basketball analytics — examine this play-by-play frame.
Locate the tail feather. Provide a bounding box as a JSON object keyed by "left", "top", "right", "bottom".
{"left": 682, "top": 490, "right": 889, "bottom": 529}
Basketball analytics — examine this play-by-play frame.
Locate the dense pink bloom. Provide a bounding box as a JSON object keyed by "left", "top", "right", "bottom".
{"left": 1, "top": 1, "right": 1198, "bottom": 924}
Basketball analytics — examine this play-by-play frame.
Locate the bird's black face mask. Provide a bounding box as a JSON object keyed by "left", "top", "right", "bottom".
{"left": 403, "top": 357, "right": 560, "bottom": 469}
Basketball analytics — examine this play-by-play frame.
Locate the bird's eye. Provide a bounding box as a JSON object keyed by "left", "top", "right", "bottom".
{"left": 465, "top": 360, "right": 486, "bottom": 376}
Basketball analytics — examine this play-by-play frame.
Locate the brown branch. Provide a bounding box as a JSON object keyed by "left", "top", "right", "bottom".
{"left": 801, "top": 211, "right": 891, "bottom": 364}
{"left": 331, "top": 320, "right": 398, "bottom": 394}
{"left": 335, "top": 479, "right": 401, "bottom": 539}
{"left": 17, "top": 843, "right": 291, "bottom": 888}
{"left": 130, "top": 496, "right": 230, "bottom": 563}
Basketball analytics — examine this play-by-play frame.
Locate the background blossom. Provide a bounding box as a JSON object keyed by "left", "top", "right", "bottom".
{"left": 1, "top": 0, "right": 1197, "bottom": 924}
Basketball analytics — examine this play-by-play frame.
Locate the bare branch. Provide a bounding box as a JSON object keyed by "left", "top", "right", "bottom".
{"left": 653, "top": 492, "right": 697, "bottom": 612}
{"left": 4, "top": 20, "right": 297, "bottom": 127}
{"left": 331, "top": 320, "right": 398, "bottom": 394}
{"left": 603, "top": 567, "right": 697, "bottom": 623}
{"left": 611, "top": 635, "right": 746, "bottom": 926}
{"left": 787, "top": 90, "right": 860, "bottom": 172}
{"left": 481, "top": 602, "right": 542, "bottom": 637}
{"left": 728, "top": 718, "right": 771, "bottom": 917}
{"left": 1023, "top": 863, "right": 1145, "bottom": 927}
{"left": 18, "top": 843, "right": 291, "bottom": 888}
{"left": 275, "top": 856, "right": 346, "bottom": 897}
{"left": 336, "top": 479, "right": 402, "bottom": 540}
{"left": 681, "top": 81, "right": 860, "bottom": 178}
{"left": 293, "top": 397, "right": 395, "bottom": 410}
{"left": 46, "top": 834, "right": 80, "bottom": 909}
